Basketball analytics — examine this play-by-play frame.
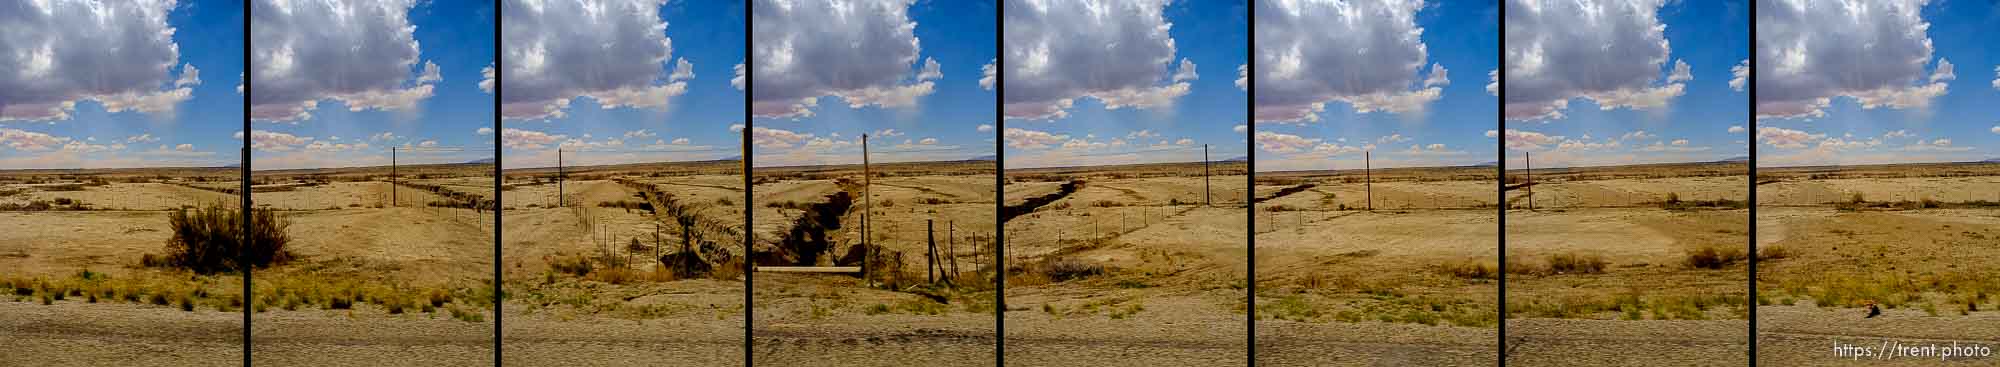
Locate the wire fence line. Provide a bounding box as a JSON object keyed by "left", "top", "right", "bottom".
{"left": 1000, "top": 203, "right": 1205, "bottom": 268}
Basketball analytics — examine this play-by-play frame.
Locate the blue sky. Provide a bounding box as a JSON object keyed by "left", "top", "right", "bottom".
{"left": 500, "top": 0, "right": 744, "bottom": 169}
{"left": 1001, "top": 0, "right": 1248, "bottom": 169}
{"left": 1755, "top": 0, "right": 2000, "bottom": 166}
{"left": 748, "top": 0, "right": 996, "bottom": 167}
{"left": 0, "top": 0, "right": 244, "bottom": 169}
{"left": 1255, "top": 0, "right": 1499, "bottom": 172}
{"left": 249, "top": 0, "right": 495, "bottom": 170}
{"left": 1503, "top": 0, "right": 1747, "bottom": 168}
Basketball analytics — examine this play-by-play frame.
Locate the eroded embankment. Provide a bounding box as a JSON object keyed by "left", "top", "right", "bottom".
{"left": 1252, "top": 183, "right": 1316, "bottom": 203}
{"left": 758, "top": 190, "right": 854, "bottom": 266}
{"left": 1000, "top": 180, "right": 1083, "bottom": 224}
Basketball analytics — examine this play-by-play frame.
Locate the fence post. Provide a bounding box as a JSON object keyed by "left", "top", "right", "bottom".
{"left": 948, "top": 221, "right": 958, "bottom": 281}
{"left": 927, "top": 219, "right": 937, "bottom": 284}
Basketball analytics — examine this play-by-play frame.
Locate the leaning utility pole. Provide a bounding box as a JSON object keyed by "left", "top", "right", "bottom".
{"left": 1203, "top": 144, "right": 1211, "bottom": 206}
{"left": 1526, "top": 151, "right": 1535, "bottom": 210}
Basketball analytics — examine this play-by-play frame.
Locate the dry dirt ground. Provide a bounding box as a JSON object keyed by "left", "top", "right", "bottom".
{"left": 1754, "top": 165, "right": 2000, "bottom": 366}
{"left": 242, "top": 165, "right": 499, "bottom": 364}
{"left": 998, "top": 162, "right": 1250, "bottom": 366}
{"left": 749, "top": 161, "right": 999, "bottom": 366}
{"left": 1250, "top": 166, "right": 1498, "bottom": 366}
{"left": 0, "top": 171, "right": 472, "bottom": 365}
{"left": 500, "top": 161, "right": 749, "bottom": 365}
{"left": 0, "top": 174, "right": 252, "bottom": 366}
{"left": 1503, "top": 163, "right": 1750, "bottom": 366}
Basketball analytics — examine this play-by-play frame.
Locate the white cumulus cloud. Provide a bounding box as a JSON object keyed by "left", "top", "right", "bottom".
{"left": 1254, "top": 0, "right": 1446, "bottom": 122}
{"left": 1755, "top": 0, "right": 1949, "bottom": 120}
{"left": 501, "top": 0, "right": 687, "bottom": 120}
{"left": 1002, "top": 0, "right": 1194, "bottom": 120}
{"left": 1505, "top": 0, "right": 1686, "bottom": 120}
{"left": 251, "top": 0, "right": 441, "bottom": 122}
{"left": 751, "top": 0, "right": 938, "bottom": 118}
{"left": 0, "top": 1, "right": 196, "bottom": 121}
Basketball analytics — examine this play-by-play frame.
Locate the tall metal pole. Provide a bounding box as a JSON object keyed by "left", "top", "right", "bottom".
{"left": 1203, "top": 144, "right": 1211, "bottom": 206}
{"left": 391, "top": 146, "right": 397, "bottom": 207}
{"left": 1366, "top": 150, "right": 1372, "bottom": 211}
{"left": 862, "top": 134, "right": 871, "bottom": 281}
{"left": 1526, "top": 151, "right": 1534, "bottom": 210}
{"left": 557, "top": 149, "right": 564, "bottom": 208}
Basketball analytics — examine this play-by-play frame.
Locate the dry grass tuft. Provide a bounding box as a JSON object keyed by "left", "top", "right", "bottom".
{"left": 1683, "top": 245, "right": 1748, "bottom": 269}
{"left": 1437, "top": 259, "right": 1497, "bottom": 280}
{"left": 1544, "top": 253, "right": 1607, "bottom": 274}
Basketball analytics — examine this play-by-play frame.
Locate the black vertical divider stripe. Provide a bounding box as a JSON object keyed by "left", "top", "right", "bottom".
{"left": 1746, "top": 2, "right": 1759, "bottom": 363}
{"left": 744, "top": 2, "right": 757, "bottom": 365}
{"left": 1245, "top": 2, "right": 1257, "bottom": 364}
{"left": 241, "top": 0, "right": 255, "bottom": 364}
{"left": 493, "top": 4, "right": 506, "bottom": 365}
{"left": 1495, "top": 1, "right": 1508, "bottom": 364}
{"left": 994, "top": 2, "right": 1007, "bottom": 366}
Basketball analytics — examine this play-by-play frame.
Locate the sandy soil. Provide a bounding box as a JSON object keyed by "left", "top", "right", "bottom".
{"left": 0, "top": 211, "right": 187, "bottom": 276}
{"left": 273, "top": 206, "right": 494, "bottom": 286}
{"left": 498, "top": 166, "right": 749, "bottom": 365}
{"left": 1251, "top": 167, "right": 1500, "bottom": 366}
{"left": 747, "top": 164, "right": 998, "bottom": 365}
{"left": 1, "top": 183, "right": 236, "bottom": 210}
{"left": 251, "top": 181, "right": 453, "bottom": 210}
{"left": 1758, "top": 303, "right": 2000, "bottom": 366}
{"left": 1507, "top": 176, "right": 1746, "bottom": 208}
{"left": 0, "top": 301, "right": 241, "bottom": 366}
{"left": 1757, "top": 176, "right": 2000, "bottom": 206}
{"left": 1257, "top": 321, "right": 1495, "bottom": 366}
{"left": 1507, "top": 318, "right": 1748, "bottom": 366}
{"left": 1001, "top": 168, "right": 1250, "bottom": 366}
{"left": 1500, "top": 165, "right": 1751, "bottom": 365}
{"left": 1755, "top": 205, "right": 2000, "bottom": 366}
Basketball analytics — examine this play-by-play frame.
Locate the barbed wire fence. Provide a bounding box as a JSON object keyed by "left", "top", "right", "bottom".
{"left": 548, "top": 151, "right": 745, "bottom": 272}
{"left": 523, "top": 147, "right": 736, "bottom": 209}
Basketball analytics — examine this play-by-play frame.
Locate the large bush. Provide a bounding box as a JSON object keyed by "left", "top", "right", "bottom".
{"left": 162, "top": 205, "right": 291, "bottom": 274}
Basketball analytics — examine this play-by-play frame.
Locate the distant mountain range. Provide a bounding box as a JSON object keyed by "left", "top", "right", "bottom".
{"left": 1220, "top": 156, "right": 1248, "bottom": 162}
{"left": 1982, "top": 158, "right": 2000, "bottom": 163}
{"left": 1716, "top": 156, "right": 1749, "bottom": 162}
{"left": 463, "top": 158, "right": 495, "bottom": 164}
{"left": 1472, "top": 161, "right": 1499, "bottom": 167}
{"left": 967, "top": 154, "right": 996, "bottom": 161}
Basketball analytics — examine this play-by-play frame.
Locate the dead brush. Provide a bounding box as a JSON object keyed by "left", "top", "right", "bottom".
{"left": 1754, "top": 245, "right": 1792, "bottom": 262}
{"left": 1437, "top": 259, "right": 1498, "bottom": 280}
{"left": 1684, "top": 245, "right": 1747, "bottom": 269}
{"left": 1543, "top": 252, "right": 1607, "bottom": 274}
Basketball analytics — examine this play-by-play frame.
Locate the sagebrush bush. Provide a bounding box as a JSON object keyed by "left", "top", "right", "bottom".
{"left": 1756, "top": 245, "right": 1792, "bottom": 261}
{"left": 1546, "top": 253, "right": 1607, "bottom": 274}
{"left": 1439, "top": 259, "right": 1498, "bottom": 280}
{"left": 1685, "top": 245, "right": 1748, "bottom": 269}
{"left": 1040, "top": 257, "right": 1104, "bottom": 282}
{"left": 162, "top": 205, "right": 291, "bottom": 274}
